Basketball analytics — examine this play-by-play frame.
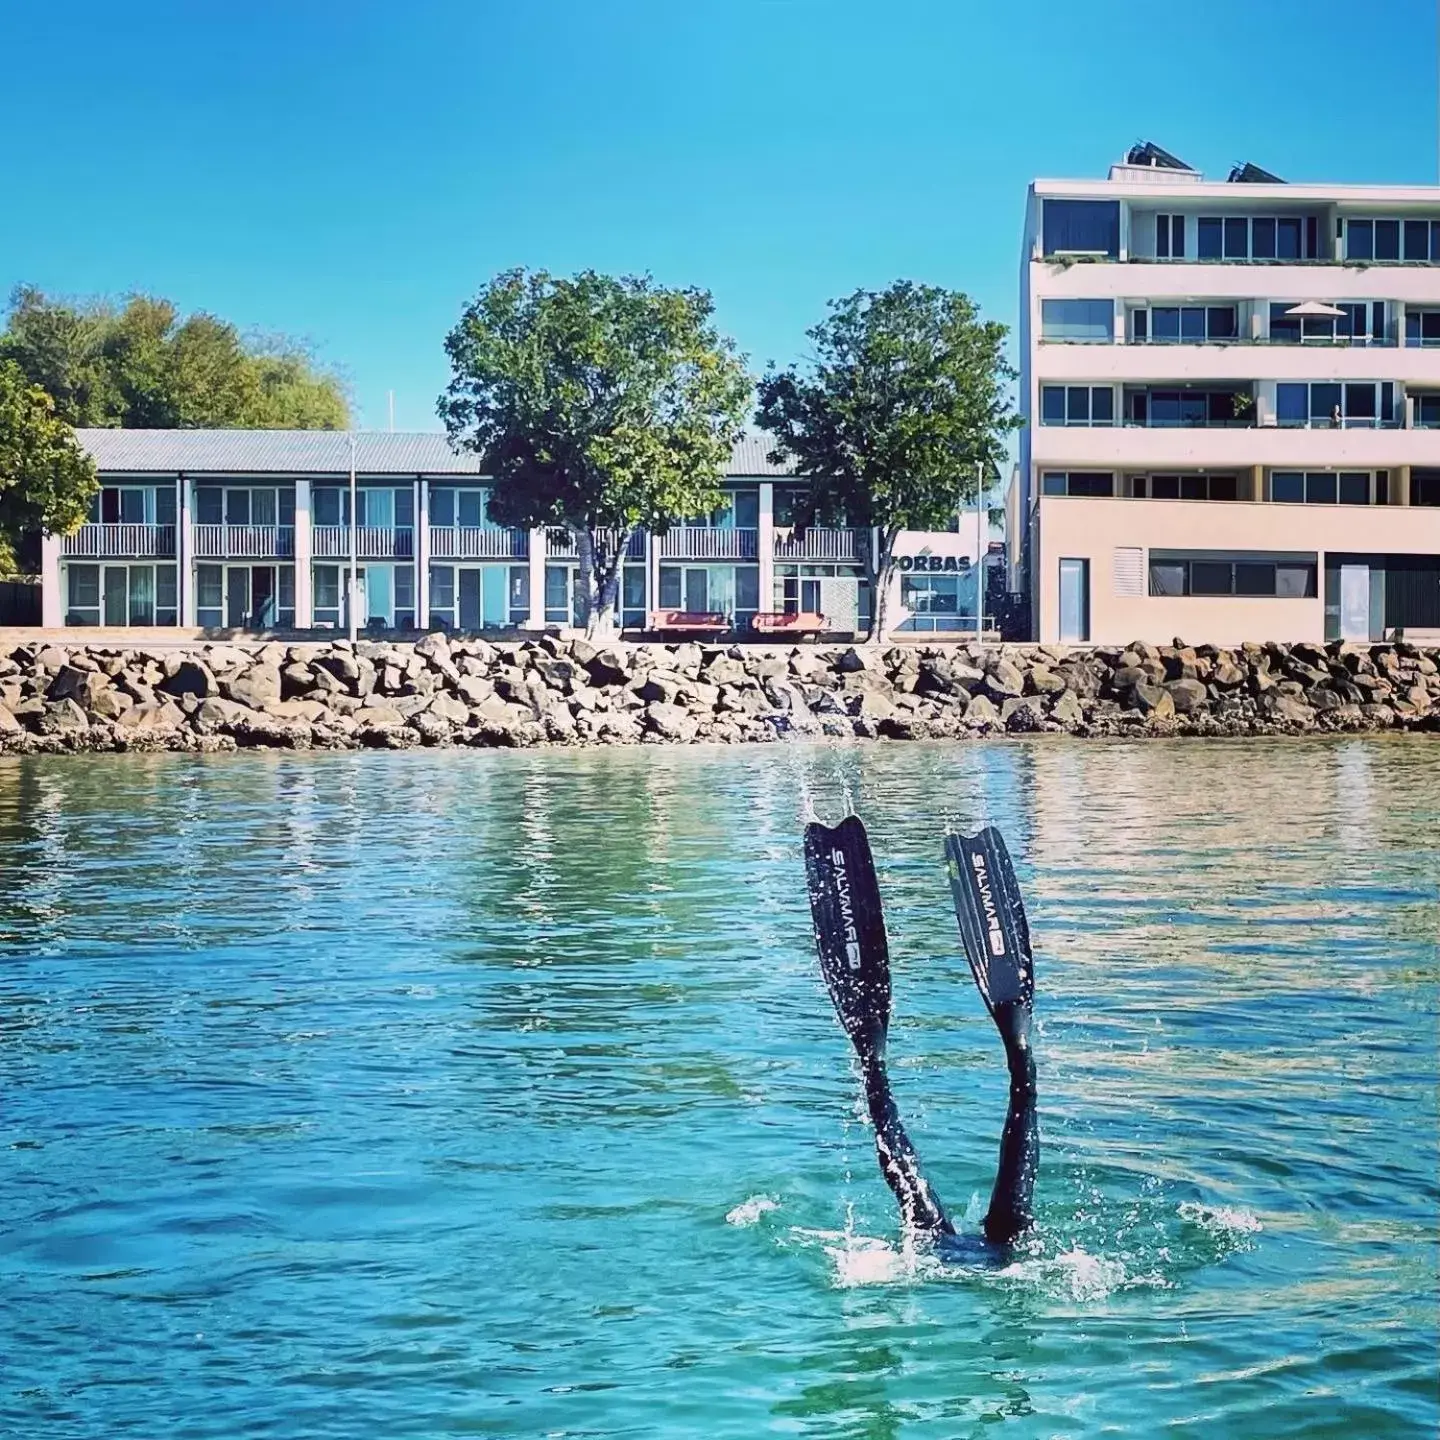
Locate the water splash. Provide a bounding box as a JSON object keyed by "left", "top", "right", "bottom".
{"left": 724, "top": 1196, "right": 780, "bottom": 1228}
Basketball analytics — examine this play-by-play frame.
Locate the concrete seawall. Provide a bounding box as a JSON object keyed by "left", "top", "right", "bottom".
{"left": 2, "top": 634, "right": 1438, "bottom": 755}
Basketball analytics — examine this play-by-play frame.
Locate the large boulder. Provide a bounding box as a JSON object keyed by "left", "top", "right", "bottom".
{"left": 36, "top": 699, "right": 89, "bottom": 734}
{"left": 1164, "top": 678, "right": 1208, "bottom": 715}
{"left": 224, "top": 666, "right": 282, "bottom": 710}
{"left": 983, "top": 659, "right": 1025, "bottom": 699}
{"left": 645, "top": 702, "right": 698, "bottom": 742}
{"left": 159, "top": 658, "right": 216, "bottom": 699}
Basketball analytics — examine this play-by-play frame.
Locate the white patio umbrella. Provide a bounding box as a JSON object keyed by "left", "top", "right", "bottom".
{"left": 1284, "top": 300, "right": 1346, "bottom": 317}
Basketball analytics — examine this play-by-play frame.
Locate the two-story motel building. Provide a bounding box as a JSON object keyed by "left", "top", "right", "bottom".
{"left": 40, "top": 429, "right": 997, "bottom": 638}
{"left": 1017, "top": 143, "right": 1440, "bottom": 645}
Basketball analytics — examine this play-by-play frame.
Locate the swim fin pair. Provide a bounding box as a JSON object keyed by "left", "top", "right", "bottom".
{"left": 802, "top": 816, "right": 1038, "bottom": 1245}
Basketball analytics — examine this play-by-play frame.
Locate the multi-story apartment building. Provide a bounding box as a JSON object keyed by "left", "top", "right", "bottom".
{"left": 39, "top": 429, "right": 996, "bottom": 638}
{"left": 1016, "top": 142, "right": 1440, "bottom": 645}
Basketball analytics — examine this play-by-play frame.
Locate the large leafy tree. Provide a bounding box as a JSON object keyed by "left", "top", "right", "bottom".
{"left": 0, "top": 360, "right": 97, "bottom": 575}
{"left": 0, "top": 286, "right": 350, "bottom": 430}
{"left": 756, "top": 282, "right": 1019, "bottom": 642}
{"left": 440, "top": 269, "right": 751, "bottom": 637}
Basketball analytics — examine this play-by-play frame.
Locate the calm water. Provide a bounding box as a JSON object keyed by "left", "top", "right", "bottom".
{"left": 1, "top": 741, "right": 1437, "bottom": 1439}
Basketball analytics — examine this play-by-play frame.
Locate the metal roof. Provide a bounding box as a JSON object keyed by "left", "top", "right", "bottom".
{"left": 76, "top": 429, "right": 483, "bottom": 476}
{"left": 78, "top": 428, "right": 798, "bottom": 479}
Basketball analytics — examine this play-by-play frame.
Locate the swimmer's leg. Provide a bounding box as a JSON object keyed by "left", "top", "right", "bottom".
{"left": 804, "top": 816, "right": 954, "bottom": 1237}
{"left": 945, "top": 827, "right": 1039, "bottom": 1246}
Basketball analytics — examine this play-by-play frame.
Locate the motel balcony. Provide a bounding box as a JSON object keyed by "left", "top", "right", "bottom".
{"left": 61, "top": 523, "right": 177, "bottom": 558}
{"left": 546, "top": 529, "right": 646, "bottom": 560}
{"left": 429, "top": 526, "right": 529, "bottom": 560}
{"left": 312, "top": 525, "right": 414, "bottom": 559}
{"left": 773, "top": 527, "right": 867, "bottom": 563}
{"left": 1032, "top": 424, "right": 1438, "bottom": 471}
{"left": 193, "top": 524, "right": 295, "bottom": 559}
{"left": 657, "top": 527, "right": 758, "bottom": 560}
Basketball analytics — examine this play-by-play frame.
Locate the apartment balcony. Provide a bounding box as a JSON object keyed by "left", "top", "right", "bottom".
{"left": 1032, "top": 423, "right": 1438, "bottom": 471}
{"left": 62, "top": 523, "right": 177, "bottom": 558}
{"left": 193, "top": 524, "right": 295, "bottom": 559}
{"left": 774, "top": 527, "right": 866, "bottom": 563}
{"left": 429, "top": 526, "right": 529, "bottom": 560}
{"left": 658, "top": 527, "right": 758, "bottom": 560}
{"left": 545, "top": 529, "right": 646, "bottom": 561}
{"left": 1037, "top": 343, "right": 1440, "bottom": 385}
{"left": 312, "top": 526, "right": 414, "bottom": 559}
{"left": 1033, "top": 263, "right": 1440, "bottom": 308}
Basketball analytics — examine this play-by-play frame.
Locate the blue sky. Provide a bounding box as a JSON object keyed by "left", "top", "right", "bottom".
{"left": 4, "top": 0, "right": 1435, "bottom": 431}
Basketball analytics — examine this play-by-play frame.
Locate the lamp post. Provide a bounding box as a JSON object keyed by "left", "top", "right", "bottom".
{"left": 347, "top": 431, "right": 358, "bottom": 643}
{"left": 976, "top": 459, "right": 985, "bottom": 642}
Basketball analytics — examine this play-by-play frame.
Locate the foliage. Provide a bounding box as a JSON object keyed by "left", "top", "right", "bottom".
{"left": 0, "top": 359, "right": 98, "bottom": 575}
{"left": 756, "top": 281, "right": 1020, "bottom": 641}
{"left": 440, "top": 268, "right": 751, "bottom": 636}
{"left": 0, "top": 286, "right": 350, "bottom": 430}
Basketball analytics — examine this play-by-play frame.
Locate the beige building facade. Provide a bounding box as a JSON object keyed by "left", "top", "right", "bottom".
{"left": 1016, "top": 143, "right": 1440, "bottom": 645}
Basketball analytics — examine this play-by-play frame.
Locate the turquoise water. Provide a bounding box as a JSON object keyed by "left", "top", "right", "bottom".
{"left": 1, "top": 742, "right": 1437, "bottom": 1438}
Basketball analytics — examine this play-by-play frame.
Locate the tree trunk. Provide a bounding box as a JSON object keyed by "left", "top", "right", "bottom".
{"left": 575, "top": 526, "right": 629, "bottom": 641}
{"left": 862, "top": 527, "right": 901, "bottom": 645}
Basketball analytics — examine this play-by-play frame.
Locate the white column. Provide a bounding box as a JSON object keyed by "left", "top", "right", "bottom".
{"left": 527, "top": 527, "right": 547, "bottom": 628}
{"left": 647, "top": 528, "right": 661, "bottom": 618}
{"left": 757, "top": 482, "right": 775, "bottom": 617}
{"left": 415, "top": 479, "right": 430, "bottom": 629}
{"left": 40, "top": 533, "right": 62, "bottom": 627}
{"left": 293, "top": 479, "right": 313, "bottom": 628}
{"left": 176, "top": 473, "right": 192, "bottom": 628}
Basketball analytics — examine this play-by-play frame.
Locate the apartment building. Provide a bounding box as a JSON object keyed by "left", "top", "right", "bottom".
{"left": 1016, "top": 142, "right": 1440, "bottom": 645}
{"left": 40, "top": 430, "right": 994, "bottom": 637}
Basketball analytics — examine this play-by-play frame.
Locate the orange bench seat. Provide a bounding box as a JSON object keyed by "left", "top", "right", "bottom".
{"left": 751, "top": 611, "right": 827, "bottom": 637}
{"left": 647, "top": 610, "right": 731, "bottom": 636}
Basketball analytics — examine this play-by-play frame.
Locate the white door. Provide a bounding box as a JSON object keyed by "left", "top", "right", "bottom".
{"left": 1339, "top": 564, "right": 1370, "bottom": 641}
{"left": 1059, "top": 559, "right": 1090, "bottom": 643}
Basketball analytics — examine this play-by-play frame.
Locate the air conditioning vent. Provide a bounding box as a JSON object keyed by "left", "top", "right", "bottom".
{"left": 1114, "top": 547, "right": 1144, "bottom": 597}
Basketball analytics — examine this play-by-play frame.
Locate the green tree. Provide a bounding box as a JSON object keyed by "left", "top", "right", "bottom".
{"left": 0, "top": 286, "right": 350, "bottom": 430}
{"left": 440, "top": 269, "right": 751, "bottom": 638}
{"left": 756, "top": 281, "right": 1019, "bottom": 642}
{"left": 0, "top": 360, "right": 98, "bottom": 576}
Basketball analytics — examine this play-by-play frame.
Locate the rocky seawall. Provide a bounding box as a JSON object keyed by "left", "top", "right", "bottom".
{"left": 2, "top": 634, "right": 1438, "bottom": 755}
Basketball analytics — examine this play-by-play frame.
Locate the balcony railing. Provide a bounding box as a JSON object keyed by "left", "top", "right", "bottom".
{"left": 658, "top": 527, "right": 758, "bottom": 560}
{"left": 193, "top": 524, "right": 294, "bottom": 558}
{"left": 62, "top": 523, "right": 176, "bottom": 558}
{"left": 546, "top": 529, "right": 646, "bottom": 560}
{"left": 1123, "top": 335, "right": 1397, "bottom": 348}
{"left": 774, "top": 527, "right": 865, "bottom": 563}
{"left": 430, "top": 526, "right": 529, "bottom": 560}
{"left": 313, "top": 526, "right": 414, "bottom": 558}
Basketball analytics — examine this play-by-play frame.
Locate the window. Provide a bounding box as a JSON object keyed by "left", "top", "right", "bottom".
{"left": 276, "top": 567, "right": 295, "bottom": 627}
{"left": 458, "top": 490, "right": 487, "bottom": 527}
{"left": 1134, "top": 305, "right": 1238, "bottom": 343}
{"left": 1198, "top": 214, "right": 1317, "bottom": 260}
{"left": 1406, "top": 310, "right": 1440, "bottom": 347}
{"left": 1415, "top": 395, "right": 1440, "bottom": 428}
{"left": 1155, "top": 214, "right": 1186, "bottom": 258}
{"left": 902, "top": 571, "right": 959, "bottom": 611}
{"left": 394, "top": 565, "right": 415, "bottom": 630}
{"left": 155, "top": 487, "right": 177, "bottom": 527}
{"left": 429, "top": 563, "right": 455, "bottom": 628}
{"left": 545, "top": 564, "right": 572, "bottom": 623}
{"left": 1348, "top": 217, "right": 1439, "bottom": 261}
{"left": 1041, "top": 472, "right": 1114, "bottom": 497}
{"left": 1276, "top": 382, "right": 1394, "bottom": 427}
{"left": 1269, "top": 301, "right": 1384, "bottom": 345}
{"left": 1148, "top": 552, "right": 1317, "bottom": 597}
{"left": 1271, "top": 471, "right": 1383, "bottom": 505}
{"left": 1140, "top": 473, "right": 1240, "bottom": 502}
{"left": 314, "top": 488, "right": 341, "bottom": 526}
{"left": 66, "top": 564, "right": 100, "bottom": 625}
{"left": 1040, "top": 385, "right": 1114, "bottom": 425}
{"left": 431, "top": 489, "right": 455, "bottom": 527}
{"left": 1411, "top": 470, "right": 1440, "bottom": 507}
{"left": 1042, "top": 199, "right": 1119, "bottom": 257}
{"left": 1129, "top": 390, "right": 1244, "bottom": 427}
{"left": 510, "top": 566, "right": 532, "bottom": 624}
{"left": 313, "top": 565, "right": 341, "bottom": 627}
{"left": 1040, "top": 299, "right": 1113, "bottom": 342}
{"left": 196, "top": 563, "right": 223, "bottom": 628}
{"left": 226, "top": 490, "right": 250, "bottom": 525}
{"left": 195, "top": 487, "right": 223, "bottom": 525}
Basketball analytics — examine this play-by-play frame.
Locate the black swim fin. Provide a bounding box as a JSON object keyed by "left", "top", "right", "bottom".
{"left": 945, "top": 826, "right": 1039, "bottom": 1245}
{"left": 804, "top": 816, "right": 953, "bottom": 1236}
{"left": 803, "top": 815, "right": 891, "bottom": 1062}
{"left": 944, "top": 827, "right": 1034, "bottom": 1019}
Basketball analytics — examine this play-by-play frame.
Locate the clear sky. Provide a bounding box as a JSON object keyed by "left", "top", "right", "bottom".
{"left": 4, "top": 0, "right": 1436, "bottom": 431}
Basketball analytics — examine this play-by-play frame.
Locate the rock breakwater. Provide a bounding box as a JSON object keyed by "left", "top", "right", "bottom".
{"left": 2, "top": 634, "right": 1438, "bottom": 755}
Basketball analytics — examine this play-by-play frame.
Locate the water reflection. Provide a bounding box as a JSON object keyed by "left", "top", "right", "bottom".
{"left": 0, "top": 741, "right": 1436, "bottom": 1439}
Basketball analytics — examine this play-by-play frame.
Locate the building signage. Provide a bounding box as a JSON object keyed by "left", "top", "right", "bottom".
{"left": 896, "top": 554, "right": 972, "bottom": 573}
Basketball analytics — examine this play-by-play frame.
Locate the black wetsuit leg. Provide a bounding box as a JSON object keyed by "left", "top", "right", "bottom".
{"left": 859, "top": 1052, "right": 954, "bottom": 1237}
{"left": 984, "top": 999, "right": 1038, "bottom": 1245}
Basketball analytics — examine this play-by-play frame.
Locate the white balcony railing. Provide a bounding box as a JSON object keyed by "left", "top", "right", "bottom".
{"left": 773, "top": 527, "right": 864, "bottom": 563}
{"left": 430, "top": 526, "right": 529, "bottom": 560}
{"left": 313, "top": 526, "right": 414, "bottom": 558}
{"left": 193, "top": 524, "right": 295, "bottom": 558}
{"left": 62, "top": 523, "right": 176, "bottom": 558}
{"left": 658, "top": 527, "right": 758, "bottom": 560}
{"left": 546, "top": 529, "right": 646, "bottom": 560}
